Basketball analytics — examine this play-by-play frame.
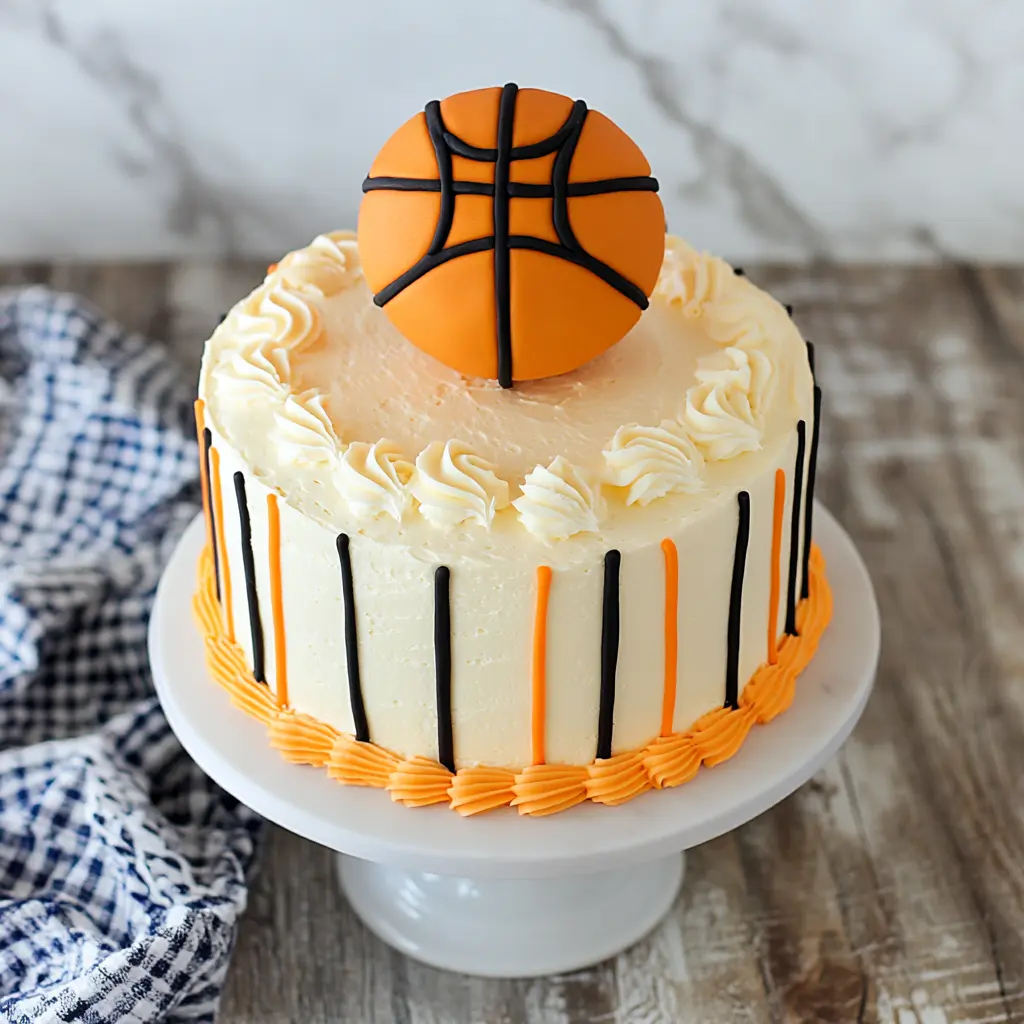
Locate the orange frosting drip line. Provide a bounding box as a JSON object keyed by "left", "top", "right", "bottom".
{"left": 660, "top": 538, "right": 679, "bottom": 736}
{"left": 768, "top": 468, "right": 786, "bottom": 665}
{"left": 193, "top": 400, "right": 215, "bottom": 567}
{"left": 266, "top": 493, "right": 288, "bottom": 707}
{"left": 531, "top": 565, "right": 552, "bottom": 765}
{"left": 208, "top": 446, "right": 233, "bottom": 643}
{"left": 192, "top": 540, "right": 831, "bottom": 818}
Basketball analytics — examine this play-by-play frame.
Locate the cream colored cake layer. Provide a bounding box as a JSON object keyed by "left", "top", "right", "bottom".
{"left": 198, "top": 232, "right": 816, "bottom": 770}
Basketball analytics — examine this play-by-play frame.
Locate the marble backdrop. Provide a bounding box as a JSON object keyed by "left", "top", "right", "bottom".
{"left": 0, "top": 0, "right": 1020, "bottom": 262}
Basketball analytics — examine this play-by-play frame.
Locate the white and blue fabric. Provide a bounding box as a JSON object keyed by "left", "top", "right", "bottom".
{"left": 0, "top": 288, "right": 260, "bottom": 1023}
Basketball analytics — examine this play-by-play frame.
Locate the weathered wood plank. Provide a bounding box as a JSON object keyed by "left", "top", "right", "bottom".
{"left": 5, "top": 260, "right": 1022, "bottom": 1024}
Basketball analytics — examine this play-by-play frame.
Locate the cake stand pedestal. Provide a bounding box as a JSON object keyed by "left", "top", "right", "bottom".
{"left": 149, "top": 506, "right": 878, "bottom": 978}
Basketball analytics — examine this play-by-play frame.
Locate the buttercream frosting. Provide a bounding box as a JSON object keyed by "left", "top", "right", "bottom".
{"left": 201, "top": 229, "right": 812, "bottom": 547}
{"left": 335, "top": 440, "right": 412, "bottom": 522}
{"left": 603, "top": 421, "right": 704, "bottom": 506}
{"left": 409, "top": 440, "right": 510, "bottom": 529}
{"left": 513, "top": 457, "right": 601, "bottom": 542}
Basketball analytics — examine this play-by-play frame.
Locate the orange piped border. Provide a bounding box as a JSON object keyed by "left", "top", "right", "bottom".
{"left": 660, "top": 538, "right": 679, "bottom": 737}
{"left": 208, "top": 446, "right": 233, "bottom": 642}
{"left": 192, "top": 543, "right": 832, "bottom": 817}
{"left": 531, "top": 565, "right": 552, "bottom": 765}
{"left": 266, "top": 493, "right": 288, "bottom": 707}
{"left": 768, "top": 468, "right": 785, "bottom": 665}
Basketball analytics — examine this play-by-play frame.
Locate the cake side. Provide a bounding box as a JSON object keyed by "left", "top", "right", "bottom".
{"left": 194, "top": 232, "right": 821, "bottom": 776}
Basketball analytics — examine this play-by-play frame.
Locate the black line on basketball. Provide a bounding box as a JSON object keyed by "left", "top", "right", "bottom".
{"left": 424, "top": 101, "right": 455, "bottom": 255}
{"left": 494, "top": 83, "right": 518, "bottom": 389}
{"left": 373, "top": 236, "right": 496, "bottom": 307}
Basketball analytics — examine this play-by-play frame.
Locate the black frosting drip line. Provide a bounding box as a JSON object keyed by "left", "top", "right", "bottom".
{"left": 434, "top": 565, "right": 454, "bottom": 773}
{"left": 337, "top": 534, "right": 369, "bottom": 743}
{"left": 596, "top": 549, "right": 621, "bottom": 761}
{"left": 201, "top": 426, "right": 220, "bottom": 602}
{"left": 424, "top": 101, "right": 455, "bottom": 255}
{"left": 725, "top": 491, "right": 751, "bottom": 710}
{"left": 509, "top": 235, "right": 649, "bottom": 309}
{"left": 801, "top": 387, "right": 822, "bottom": 601}
{"left": 785, "top": 303, "right": 794, "bottom": 317}
{"left": 785, "top": 420, "right": 807, "bottom": 636}
{"left": 372, "top": 236, "right": 495, "bottom": 307}
{"left": 494, "top": 83, "right": 518, "bottom": 389}
{"left": 805, "top": 340, "right": 816, "bottom": 380}
{"left": 233, "top": 471, "right": 265, "bottom": 684}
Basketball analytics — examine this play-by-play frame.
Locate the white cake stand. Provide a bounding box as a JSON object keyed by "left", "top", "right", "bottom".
{"left": 150, "top": 505, "right": 878, "bottom": 978}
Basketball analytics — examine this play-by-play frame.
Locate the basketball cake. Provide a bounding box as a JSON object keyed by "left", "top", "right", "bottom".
{"left": 192, "top": 85, "right": 830, "bottom": 816}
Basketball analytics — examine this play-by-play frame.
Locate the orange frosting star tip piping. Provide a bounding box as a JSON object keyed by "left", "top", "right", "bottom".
{"left": 192, "top": 543, "right": 832, "bottom": 817}
{"left": 327, "top": 735, "right": 398, "bottom": 788}
{"left": 358, "top": 84, "right": 666, "bottom": 387}
{"left": 269, "top": 709, "right": 340, "bottom": 767}
{"left": 448, "top": 766, "right": 517, "bottom": 817}
{"left": 388, "top": 756, "right": 453, "bottom": 807}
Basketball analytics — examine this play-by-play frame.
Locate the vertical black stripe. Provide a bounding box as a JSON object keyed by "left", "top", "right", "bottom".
{"left": 423, "top": 100, "right": 455, "bottom": 256}
{"left": 805, "top": 340, "right": 816, "bottom": 380}
{"left": 434, "top": 565, "right": 454, "bottom": 772}
{"left": 494, "top": 83, "right": 518, "bottom": 390}
{"left": 725, "top": 492, "right": 751, "bottom": 709}
{"left": 801, "top": 387, "right": 822, "bottom": 600}
{"left": 785, "top": 421, "right": 807, "bottom": 636}
{"left": 337, "top": 534, "right": 369, "bottom": 742}
{"left": 233, "top": 472, "right": 265, "bottom": 683}
{"left": 596, "top": 549, "right": 621, "bottom": 760}
{"left": 202, "top": 426, "right": 221, "bottom": 602}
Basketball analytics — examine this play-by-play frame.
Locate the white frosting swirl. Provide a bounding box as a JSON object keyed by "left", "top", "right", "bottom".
{"left": 273, "top": 390, "right": 340, "bottom": 466}
{"left": 212, "top": 348, "right": 286, "bottom": 406}
{"left": 236, "top": 282, "right": 322, "bottom": 351}
{"left": 683, "top": 346, "right": 765, "bottom": 460}
{"left": 276, "top": 230, "right": 362, "bottom": 298}
{"left": 513, "top": 457, "right": 601, "bottom": 542}
{"left": 603, "top": 421, "right": 704, "bottom": 506}
{"left": 410, "top": 441, "right": 510, "bottom": 528}
{"left": 654, "top": 236, "right": 733, "bottom": 319}
{"left": 335, "top": 440, "right": 412, "bottom": 522}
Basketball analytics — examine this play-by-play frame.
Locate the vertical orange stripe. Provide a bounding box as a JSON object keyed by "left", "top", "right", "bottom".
{"left": 193, "top": 400, "right": 214, "bottom": 559}
{"left": 531, "top": 565, "right": 552, "bottom": 766}
{"left": 267, "top": 493, "right": 288, "bottom": 707}
{"left": 660, "top": 539, "right": 679, "bottom": 737}
{"left": 768, "top": 468, "right": 786, "bottom": 665}
{"left": 208, "top": 446, "right": 234, "bottom": 643}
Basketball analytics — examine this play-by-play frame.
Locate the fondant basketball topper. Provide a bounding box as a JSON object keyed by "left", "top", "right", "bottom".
{"left": 358, "top": 84, "right": 666, "bottom": 388}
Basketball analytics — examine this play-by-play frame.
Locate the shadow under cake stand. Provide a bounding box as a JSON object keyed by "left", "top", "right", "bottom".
{"left": 150, "top": 505, "right": 879, "bottom": 978}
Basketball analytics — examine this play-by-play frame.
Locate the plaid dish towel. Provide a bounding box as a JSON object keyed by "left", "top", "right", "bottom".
{"left": 0, "top": 288, "right": 261, "bottom": 1023}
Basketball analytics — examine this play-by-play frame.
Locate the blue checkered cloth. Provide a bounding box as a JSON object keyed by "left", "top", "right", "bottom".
{"left": 0, "top": 288, "right": 261, "bottom": 1023}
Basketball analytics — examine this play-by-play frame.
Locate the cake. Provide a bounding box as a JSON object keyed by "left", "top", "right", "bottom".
{"left": 192, "top": 85, "right": 830, "bottom": 816}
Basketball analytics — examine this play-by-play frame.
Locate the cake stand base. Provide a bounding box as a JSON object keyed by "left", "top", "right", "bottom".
{"left": 337, "top": 852, "right": 684, "bottom": 977}
{"left": 150, "top": 504, "right": 878, "bottom": 979}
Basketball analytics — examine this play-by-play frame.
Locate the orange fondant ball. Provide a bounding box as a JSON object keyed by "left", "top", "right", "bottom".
{"left": 358, "top": 84, "right": 666, "bottom": 387}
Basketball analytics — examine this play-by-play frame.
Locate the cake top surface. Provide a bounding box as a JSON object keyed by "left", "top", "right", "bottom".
{"left": 199, "top": 232, "right": 813, "bottom": 562}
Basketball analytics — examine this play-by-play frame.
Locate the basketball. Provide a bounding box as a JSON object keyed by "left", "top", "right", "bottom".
{"left": 358, "top": 84, "right": 666, "bottom": 387}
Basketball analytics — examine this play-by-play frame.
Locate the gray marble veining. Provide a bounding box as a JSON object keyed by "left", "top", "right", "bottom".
{"left": 0, "top": 0, "right": 1021, "bottom": 262}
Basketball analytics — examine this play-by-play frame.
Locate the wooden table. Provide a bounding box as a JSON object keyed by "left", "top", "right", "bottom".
{"left": 5, "top": 260, "right": 1022, "bottom": 1023}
